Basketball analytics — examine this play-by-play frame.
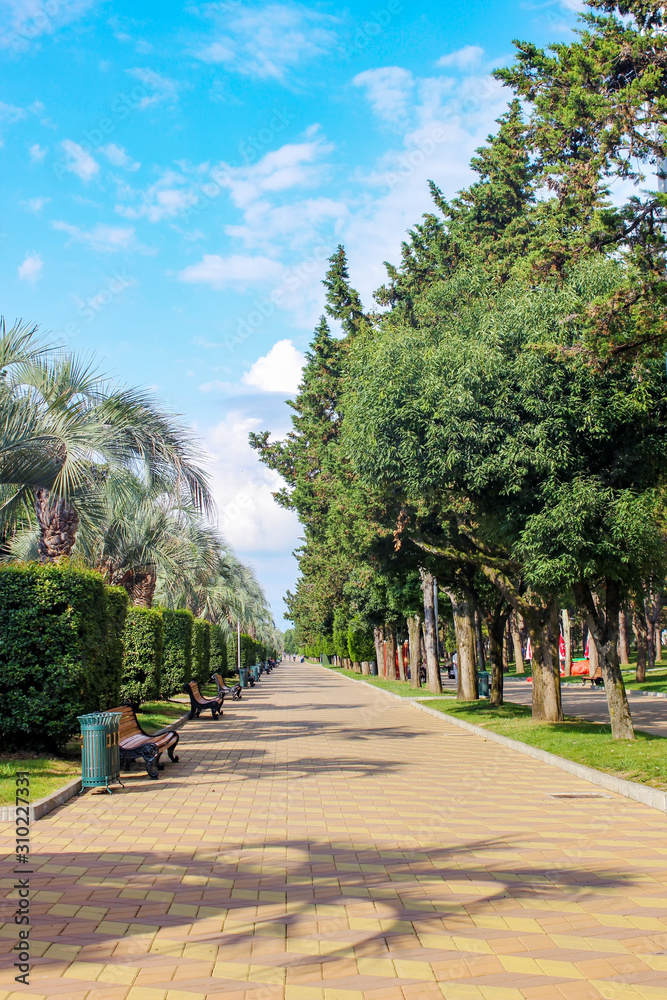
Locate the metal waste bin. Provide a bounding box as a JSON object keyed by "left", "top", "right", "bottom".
{"left": 253, "top": 665, "right": 261, "bottom": 682}
{"left": 77, "top": 711, "right": 122, "bottom": 793}
{"left": 478, "top": 670, "right": 490, "bottom": 698}
{"left": 370, "top": 660, "right": 378, "bottom": 676}
{"left": 239, "top": 666, "right": 249, "bottom": 688}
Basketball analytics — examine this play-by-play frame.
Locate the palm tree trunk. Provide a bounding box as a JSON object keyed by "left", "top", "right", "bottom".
{"left": 34, "top": 488, "right": 79, "bottom": 560}
{"left": 130, "top": 572, "right": 157, "bottom": 608}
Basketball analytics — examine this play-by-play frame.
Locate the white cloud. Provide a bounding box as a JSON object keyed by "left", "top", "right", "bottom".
{"left": 17, "top": 252, "right": 43, "bottom": 283}
{"left": 242, "top": 340, "right": 305, "bottom": 394}
{"left": 60, "top": 139, "right": 100, "bottom": 182}
{"left": 177, "top": 253, "right": 284, "bottom": 290}
{"left": 437, "top": 45, "right": 485, "bottom": 70}
{"left": 213, "top": 140, "right": 331, "bottom": 210}
{"left": 0, "top": 100, "right": 26, "bottom": 124}
{"left": 53, "top": 220, "right": 136, "bottom": 252}
{"left": 116, "top": 169, "right": 199, "bottom": 222}
{"left": 21, "top": 196, "right": 50, "bottom": 212}
{"left": 101, "top": 143, "right": 140, "bottom": 170}
{"left": 29, "top": 142, "right": 47, "bottom": 163}
{"left": 353, "top": 67, "right": 415, "bottom": 123}
{"left": 204, "top": 410, "right": 301, "bottom": 553}
{"left": 126, "top": 68, "right": 179, "bottom": 109}
{"left": 0, "top": 0, "right": 99, "bottom": 50}
{"left": 194, "top": 2, "right": 337, "bottom": 81}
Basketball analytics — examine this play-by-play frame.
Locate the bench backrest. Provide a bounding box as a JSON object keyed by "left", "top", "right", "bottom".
{"left": 188, "top": 681, "right": 204, "bottom": 703}
{"left": 212, "top": 673, "right": 223, "bottom": 687}
{"left": 109, "top": 704, "right": 142, "bottom": 741}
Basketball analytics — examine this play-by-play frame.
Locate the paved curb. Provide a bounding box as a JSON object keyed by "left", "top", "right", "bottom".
{"left": 321, "top": 665, "right": 667, "bottom": 815}
{"left": 0, "top": 710, "right": 193, "bottom": 825}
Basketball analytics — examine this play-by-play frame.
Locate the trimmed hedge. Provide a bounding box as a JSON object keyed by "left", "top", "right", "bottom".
{"left": 240, "top": 633, "right": 265, "bottom": 667}
{"left": 192, "top": 618, "right": 211, "bottom": 686}
{"left": 210, "top": 626, "right": 228, "bottom": 677}
{"left": 347, "top": 616, "right": 375, "bottom": 663}
{"left": 0, "top": 562, "right": 123, "bottom": 751}
{"left": 160, "top": 608, "right": 193, "bottom": 697}
{"left": 121, "top": 607, "right": 163, "bottom": 707}
{"left": 102, "top": 586, "right": 129, "bottom": 709}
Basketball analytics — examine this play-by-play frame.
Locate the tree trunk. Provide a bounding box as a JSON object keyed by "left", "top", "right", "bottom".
{"left": 385, "top": 625, "right": 398, "bottom": 681}
{"left": 446, "top": 590, "right": 478, "bottom": 701}
{"left": 374, "top": 627, "right": 384, "bottom": 678}
{"left": 408, "top": 614, "right": 422, "bottom": 689}
{"left": 562, "top": 609, "right": 572, "bottom": 677}
{"left": 34, "top": 488, "right": 80, "bottom": 560}
{"left": 577, "top": 580, "right": 635, "bottom": 740}
{"left": 524, "top": 599, "right": 563, "bottom": 722}
{"left": 588, "top": 632, "right": 598, "bottom": 673}
{"left": 474, "top": 609, "right": 486, "bottom": 669}
{"left": 618, "top": 608, "right": 630, "bottom": 666}
{"left": 420, "top": 568, "right": 442, "bottom": 693}
{"left": 510, "top": 611, "right": 524, "bottom": 674}
{"left": 486, "top": 598, "right": 508, "bottom": 708}
{"left": 361, "top": 661, "right": 370, "bottom": 675}
{"left": 395, "top": 629, "right": 406, "bottom": 682}
{"left": 130, "top": 571, "right": 157, "bottom": 608}
{"left": 644, "top": 586, "right": 661, "bottom": 672}
{"left": 632, "top": 607, "right": 647, "bottom": 683}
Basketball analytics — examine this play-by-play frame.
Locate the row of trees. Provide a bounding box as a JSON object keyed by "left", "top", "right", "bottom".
{"left": 255, "top": 0, "right": 667, "bottom": 739}
{"left": 0, "top": 321, "right": 281, "bottom": 654}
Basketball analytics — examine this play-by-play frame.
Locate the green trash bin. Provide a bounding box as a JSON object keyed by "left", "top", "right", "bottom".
{"left": 78, "top": 711, "right": 123, "bottom": 793}
{"left": 478, "top": 670, "right": 490, "bottom": 698}
{"left": 239, "top": 666, "right": 248, "bottom": 688}
{"left": 252, "top": 665, "right": 261, "bottom": 682}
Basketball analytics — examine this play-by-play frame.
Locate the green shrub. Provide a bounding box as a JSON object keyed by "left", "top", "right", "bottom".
{"left": 241, "top": 633, "right": 264, "bottom": 666}
{"left": 102, "top": 586, "right": 129, "bottom": 708}
{"left": 0, "top": 562, "right": 121, "bottom": 751}
{"left": 210, "top": 626, "right": 228, "bottom": 677}
{"left": 192, "top": 618, "right": 211, "bottom": 686}
{"left": 347, "top": 615, "right": 375, "bottom": 663}
{"left": 121, "top": 607, "right": 163, "bottom": 707}
{"left": 160, "top": 608, "right": 193, "bottom": 697}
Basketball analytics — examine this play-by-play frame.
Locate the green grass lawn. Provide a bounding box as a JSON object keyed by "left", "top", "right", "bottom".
{"left": 0, "top": 698, "right": 191, "bottom": 808}
{"left": 426, "top": 699, "right": 667, "bottom": 791}
{"left": 321, "top": 663, "right": 456, "bottom": 697}
{"left": 0, "top": 753, "right": 80, "bottom": 807}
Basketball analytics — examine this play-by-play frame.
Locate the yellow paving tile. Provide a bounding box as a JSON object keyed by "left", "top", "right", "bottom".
{"left": 2, "top": 662, "right": 666, "bottom": 1000}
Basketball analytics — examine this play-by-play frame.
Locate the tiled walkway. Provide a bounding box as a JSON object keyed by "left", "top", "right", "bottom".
{"left": 2, "top": 662, "right": 667, "bottom": 1000}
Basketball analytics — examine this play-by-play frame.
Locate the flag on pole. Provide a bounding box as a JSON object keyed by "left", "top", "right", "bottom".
{"left": 525, "top": 636, "right": 532, "bottom": 661}
{"left": 559, "top": 633, "right": 566, "bottom": 660}
{"left": 585, "top": 635, "right": 590, "bottom": 659}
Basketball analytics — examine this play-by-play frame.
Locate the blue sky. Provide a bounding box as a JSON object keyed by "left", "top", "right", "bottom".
{"left": 1, "top": 0, "right": 581, "bottom": 626}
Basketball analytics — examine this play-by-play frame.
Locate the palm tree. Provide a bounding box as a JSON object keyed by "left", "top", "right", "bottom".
{"left": 0, "top": 320, "right": 212, "bottom": 558}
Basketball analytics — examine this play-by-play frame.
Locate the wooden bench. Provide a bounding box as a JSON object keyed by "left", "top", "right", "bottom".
{"left": 110, "top": 703, "right": 180, "bottom": 780}
{"left": 185, "top": 681, "right": 223, "bottom": 719}
{"left": 587, "top": 665, "right": 604, "bottom": 687}
{"left": 211, "top": 673, "right": 242, "bottom": 701}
